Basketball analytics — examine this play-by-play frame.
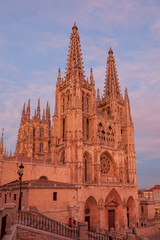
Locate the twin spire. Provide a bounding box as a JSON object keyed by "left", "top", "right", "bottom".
{"left": 58, "top": 23, "right": 121, "bottom": 101}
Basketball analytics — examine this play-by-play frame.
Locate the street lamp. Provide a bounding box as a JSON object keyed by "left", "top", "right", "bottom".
{"left": 17, "top": 163, "right": 24, "bottom": 210}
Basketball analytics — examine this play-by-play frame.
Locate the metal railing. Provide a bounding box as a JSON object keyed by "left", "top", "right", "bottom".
{"left": 17, "top": 211, "right": 78, "bottom": 239}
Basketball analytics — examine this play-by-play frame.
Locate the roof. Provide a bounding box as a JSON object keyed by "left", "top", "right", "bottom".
{"left": 143, "top": 185, "right": 160, "bottom": 193}
{"left": 0, "top": 179, "right": 78, "bottom": 190}
{"left": 138, "top": 190, "right": 143, "bottom": 195}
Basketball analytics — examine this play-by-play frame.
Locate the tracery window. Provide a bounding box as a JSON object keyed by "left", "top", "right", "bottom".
{"left": 106, "top": 126, "right": 115, "bottom": 147}
{"left": 100, "top": 153, "right": 111, "bottom": 174}
{"left": 98, "top": 123, "right": 105, "bottom": 142}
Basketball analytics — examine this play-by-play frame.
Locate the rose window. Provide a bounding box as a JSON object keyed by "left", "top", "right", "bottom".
{"left": 101, "top": 155, "right": 110, "bottom": 174}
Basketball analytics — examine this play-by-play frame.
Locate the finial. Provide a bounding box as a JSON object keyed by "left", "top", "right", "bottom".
{"left": 26, "top": 99, "right": 30, "bottom": 120}
{"left": 2, "top": 128, "right": 4, "bottom": 137}
{"left": 58, "top": 68, "right": 61, "bottom": 78}
{"left": 34, "top": 109, "right": 37, "bottom": 118}
{"left": 22, "top": 103, "right": 25, "bottom": 117}
{"left": 108, "top": 47, "right": 113, "bottom": 55}
{"left": 72, "top": 22, "right": 78, "bottom": 30}
{"left": 42, "top": 109, "right": 45, "bottom": 121}
{"left": 37, "top": 98, "right": 41, "bottom": 119}
{"left": 90, "top": 68, "right": 94, "bottom": 84}
{"left": 97, "top": 88, "right": 100, "bottom": 101}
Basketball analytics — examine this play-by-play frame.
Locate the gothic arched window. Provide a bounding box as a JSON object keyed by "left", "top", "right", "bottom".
{"left": 86, "top": 96, "right": 89, "bottom": 112}
{"left": 106, "top": 126, "right": 115, "bottom": 147}
{"left": 98, "top": 123, "right": 105, "bottom": 142}
{"left": 40, "top": 128, "right": 44, "bottom": 137}
{"left": 40, "top": 143, "right": 43, "bottom": 153}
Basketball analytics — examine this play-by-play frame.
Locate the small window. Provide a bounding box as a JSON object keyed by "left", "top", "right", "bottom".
{"left": 33, "top": 128, "right": 35, "bottom": 137}
{"left": 9, "top": 193, "right": 11, "bottom": 198}
{"left": 40, "top": 143, "right": 43, "bottom": 153}
{"left": 5, "top": 194, "right": 7, "bottom": 203}
{"left": 141, "top": 206, "right": 144, "bottom": 213}
{"left": 14, "top": 194, "right": 16, "bottom": 201}
{"left": 40, "top": 128, "right": 44, "bottom": 137}
{"left": 53, "top": 192, "right": 57, "bottom": 201}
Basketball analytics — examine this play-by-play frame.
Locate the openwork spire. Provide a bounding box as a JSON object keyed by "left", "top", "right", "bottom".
{"left": 104, "top": 48, "right": 122, "bottom": 100}
{"left": 65, "top": 23, "right": 85, "bottom": 80}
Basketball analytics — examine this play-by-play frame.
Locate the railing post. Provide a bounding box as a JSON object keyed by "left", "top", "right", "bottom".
{"left": 0, "top": 207, "right": 4, "bottom": 238}
{"left": 4, "top": 203, "right": 16, "bottom": 234}
{"left": 78, "top": 222, "right": 88, "bottom": 240}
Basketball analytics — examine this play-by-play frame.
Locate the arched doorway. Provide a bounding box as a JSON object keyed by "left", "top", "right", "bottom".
{"left": 127, "top": 196, "right": 136, "bottom": 227}
{"left": 84, "top": 196, "right": 99, "bottom": 231}
{"left": 105, "top": 189, "right": 123, "bottom": 231}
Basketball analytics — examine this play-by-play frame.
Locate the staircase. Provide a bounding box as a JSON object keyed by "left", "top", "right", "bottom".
{"left": 17, "top": 210, "right": 79, "bottom": 239}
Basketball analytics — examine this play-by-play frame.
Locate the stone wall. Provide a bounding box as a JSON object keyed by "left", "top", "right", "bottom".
{"left": 16, "top": 225, "right": 72, "bottom": 240}
{"left": 135, "top": 225, "right": 160, "bottom": 237}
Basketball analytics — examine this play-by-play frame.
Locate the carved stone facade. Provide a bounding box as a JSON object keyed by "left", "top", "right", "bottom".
{"left": 0, "top": 23, "right": 139, "bottom": 231}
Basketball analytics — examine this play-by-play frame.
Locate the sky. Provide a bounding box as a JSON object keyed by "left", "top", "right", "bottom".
{"left": 0, "top": 0, "right": 160, "bottom": 189}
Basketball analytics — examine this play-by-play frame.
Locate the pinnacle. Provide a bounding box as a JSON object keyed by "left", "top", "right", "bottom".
{"left": 108, "top": 47, "right": 113, "bottom": 55}
{"left": 65, "top": 24, "right": 85, "bottom": 81}
{"left": 72, "top": 22, "right": 78, "bottom": 31}
{"left": 104, "top": 48, "right": 122, "bottom": 100}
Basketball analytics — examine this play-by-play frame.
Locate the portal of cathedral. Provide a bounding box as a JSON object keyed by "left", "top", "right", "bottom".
{"left": 105, "top": 189, "right": 123, "bottom": 231}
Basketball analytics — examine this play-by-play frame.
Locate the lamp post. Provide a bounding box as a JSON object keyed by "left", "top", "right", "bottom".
{"left": 17, "top": 163, "right": 24, "bottom": 210}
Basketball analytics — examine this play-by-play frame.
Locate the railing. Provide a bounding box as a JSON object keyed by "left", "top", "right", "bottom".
{"left": 17, "top": 211, "right": 79, "bottom": 239}
{"left": 88, "top": 230, "right": 109, "bottom": 240}
{"left": 88, "top": 230, "right": 125, "bottom": 240}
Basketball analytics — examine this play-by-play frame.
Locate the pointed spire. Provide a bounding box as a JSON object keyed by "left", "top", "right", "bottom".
{"left": 21, "top": 103, "right": 25, "bottom": 122}
{"left": 97, "top": 88, "right": 100, "bottom": 101}
{"left": 65, "top": 23, "right": 85, "bottom": 81}
{"left": 34, "top": 109, "right": 37, "bottom": 119}
{"left": 46, "top": 101, "right": 50, "bottom": 121}
{"left": 90, "top": 68, "right": 94, "bottom": 84}
{"left": 37, "top": 98, "right": 40, "bottom": 119}
{"left": 104, "top": 48, "right": 122, "bottom": 100}
{"left": 42, "top": 109, "right": 45, "bottom": 121}
{"left": 0, "top": 128, "right": 4, "bottom": 155}
{"left": 57, "top": 68, "right": 61, "bottom": 86}
{"left": 26, "top": 99, "right": 30, "bottom": 120}
{"left": 124, "top": 88, "right": 133, "bottom": 126}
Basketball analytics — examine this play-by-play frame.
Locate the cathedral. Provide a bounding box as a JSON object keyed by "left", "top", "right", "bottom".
{"left": 0, "top": 23, "right": 138, "bottom": 231}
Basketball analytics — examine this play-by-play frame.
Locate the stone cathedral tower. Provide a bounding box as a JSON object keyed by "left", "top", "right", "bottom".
{"left": 51, "top": 23, "right": 136, "bottom": 186}
{"left": 15, "top": 99, "right": 51, "bottom": 159}
{"left": 2, "top": 23, "right": 138, "bottom": 231}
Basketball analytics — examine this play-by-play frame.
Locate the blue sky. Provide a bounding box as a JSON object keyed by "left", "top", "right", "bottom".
{"left": 0, "top": 0, "right": 160, "bottom": 189}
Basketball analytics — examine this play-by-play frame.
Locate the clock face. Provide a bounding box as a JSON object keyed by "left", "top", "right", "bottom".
{"left": 101, "top": 155, "right": 110, "bottom": 174}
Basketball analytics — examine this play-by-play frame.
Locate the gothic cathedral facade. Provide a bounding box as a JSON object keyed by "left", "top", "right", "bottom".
{"left": 0, "top": 23, "right": 138, "bottom": 231}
